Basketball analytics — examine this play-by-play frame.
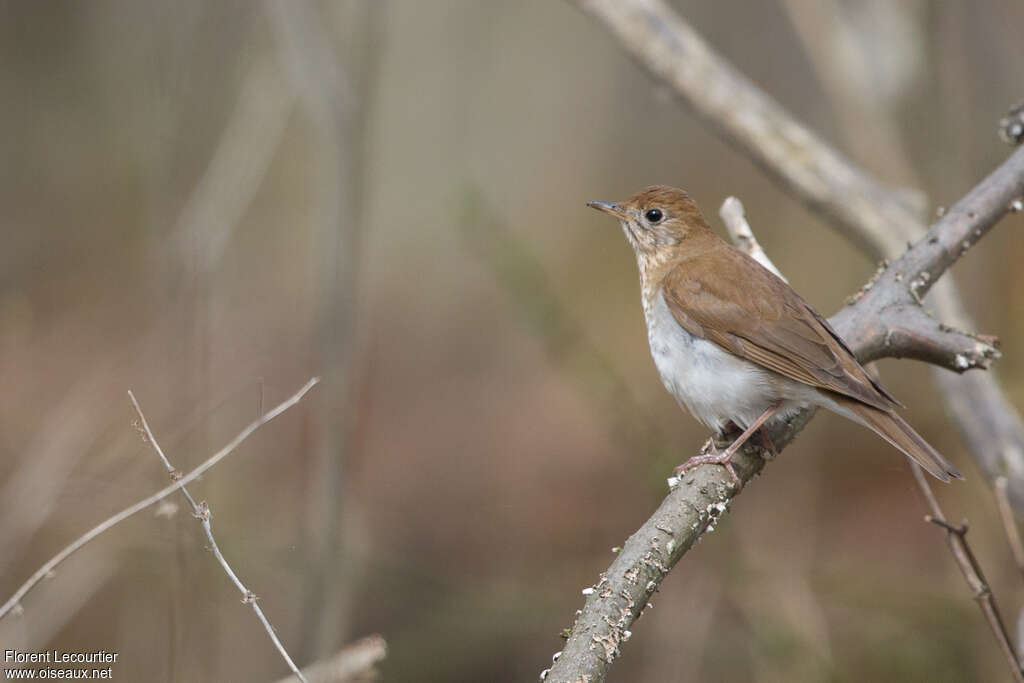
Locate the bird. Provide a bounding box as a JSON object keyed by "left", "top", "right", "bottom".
{"left": 587, "top": 185, "right": 962, "bottom": 487}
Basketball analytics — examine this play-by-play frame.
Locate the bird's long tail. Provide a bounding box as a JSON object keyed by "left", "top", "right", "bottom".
{"left": 832, "top": 397, "right": 963, "bottom": 482}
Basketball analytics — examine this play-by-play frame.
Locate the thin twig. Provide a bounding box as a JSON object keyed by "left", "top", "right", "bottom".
{"left": 911, "top": 464, "right": 1024, "bottom": 682}
{"left": 129, "top": 391, "right": 309, "bottom": 683}
{"left": 0, "top": 377, "right": 320, "bottom": 622}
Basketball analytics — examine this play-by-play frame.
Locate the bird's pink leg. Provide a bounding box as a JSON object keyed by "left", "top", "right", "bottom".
{"left": 674, "top": 404, "right": 782, "bottom": 488}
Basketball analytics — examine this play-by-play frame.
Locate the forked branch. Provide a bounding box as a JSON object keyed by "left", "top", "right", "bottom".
{"left": 129, "top": 390, "right": 309, "bottom": 683}
{"left": 0, "top": 377, "right": 320, "bottom": 623}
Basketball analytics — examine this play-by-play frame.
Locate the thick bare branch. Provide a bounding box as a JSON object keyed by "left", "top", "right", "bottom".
{"left": 855, "top": 304, "right": 1000, "bottom": 371}
{"left": 857, "top": 148, "right": 1024, "bottom": 306}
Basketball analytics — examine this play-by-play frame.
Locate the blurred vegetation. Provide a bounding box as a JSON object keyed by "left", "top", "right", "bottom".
{"left": 1, "top": 1, "right": 1023, "bottom": 681}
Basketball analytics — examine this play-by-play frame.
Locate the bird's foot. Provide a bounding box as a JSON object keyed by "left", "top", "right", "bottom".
{"left": 674, "top": 446, "right": 742, "bottom": 490}
{"left": 676, "top": 406, "right": 783, "bottom": 490}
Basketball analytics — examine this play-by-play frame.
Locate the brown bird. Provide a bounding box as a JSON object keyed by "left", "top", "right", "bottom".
{"left": 588, "top": 185, "right": 961, "bottom": 486}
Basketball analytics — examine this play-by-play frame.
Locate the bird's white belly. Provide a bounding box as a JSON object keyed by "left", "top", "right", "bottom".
{"left": 644, "top": 293, "right": 787, "bottom": 433}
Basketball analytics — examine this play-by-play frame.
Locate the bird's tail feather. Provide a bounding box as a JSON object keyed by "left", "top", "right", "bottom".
{"left": 832, "top": 397, "right": 963, "bottom": 482}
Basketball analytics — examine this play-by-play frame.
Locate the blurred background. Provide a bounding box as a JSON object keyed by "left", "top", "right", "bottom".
{"left": 1, "top": 1, "right": 1023, "bottom": 681}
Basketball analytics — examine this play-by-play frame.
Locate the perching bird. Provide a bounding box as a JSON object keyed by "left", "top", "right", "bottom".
{"left": 588, "top": 185, "right": 961, "bottom": 486}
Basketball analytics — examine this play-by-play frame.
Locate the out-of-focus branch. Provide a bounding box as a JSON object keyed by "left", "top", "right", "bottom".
{"left": 996, "top": 477, "right": 1024, "bottom": 581}
{"left": 129, "top": 391, "right": 309, "bottom": 683}
{"left": 274, "top": 634, "right": 386, "bottom": 683}
{"left": 169, "top": 54, "right": 294, "bottom": 274}
{"left": 571, "top": 0, "right": 1024, "bottom": 513}
{"left": 778, "top": 0, "right": 927, "bottom": 205}
{"left": 0, "top": 550, "right": 116, "bottom": 652}
{"left": 0, "top": 369, "right": 117, "bottom": 578}
{"left": 546, "top": 140, "right": 1024, "bottom": 679}
{"left": 0, "top": 377, "right": 319, "bottom": 622}
{"left": 719, "top": 197, "right": 787, "bottom": 282}
{"left": 266, "top": 1, "right": 380, "bottom": 657}
{"left": 571, "top": 0, "right": 919, "bottom": 256}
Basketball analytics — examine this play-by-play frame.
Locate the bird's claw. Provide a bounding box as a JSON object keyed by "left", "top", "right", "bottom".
{"left": 673, "top": 449, "right": 742, "bottom": 490}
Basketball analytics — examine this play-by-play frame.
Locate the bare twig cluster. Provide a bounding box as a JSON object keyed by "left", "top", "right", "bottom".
{"left": 128, "top": 390, "right": 310, "bottom": 683}
{"left": 0, "top": 378, "right": 321, "bottom": 675}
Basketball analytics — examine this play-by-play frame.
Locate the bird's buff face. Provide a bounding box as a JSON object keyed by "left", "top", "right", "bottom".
{"left": 587, "top": 185, "right": 707, "bottom": 260}
{"left": 586, "top": 200, "right": 678, "bottom": 256}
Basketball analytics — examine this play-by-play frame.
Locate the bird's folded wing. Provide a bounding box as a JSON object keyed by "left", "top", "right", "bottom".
{"left": 660, "top": 248, "right": 898, "bottom": 411}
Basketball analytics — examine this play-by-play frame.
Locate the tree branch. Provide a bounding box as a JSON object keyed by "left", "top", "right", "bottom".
{"left": 849, "top": 147, "right": 1024, "bottom": 306}
{"left": 861, "top": 304, "right": 1000, "bottom": 371}
{"left": 546, "top": 141, "right": 1024, "bottom": 679}
{"left": 996, "top": 477, "right": 1024, "bottom": 582}
{"left": 0, "top": 377, "right": 320, "bottom": 622}
{"left": 571, "top": 0, "right": 1024, "bottom": 513}
{"left": 572, "top": 0, "right": 920, "bottom": 256}
{"left": 719, "top": 196, "right": 787, "bottom": 282}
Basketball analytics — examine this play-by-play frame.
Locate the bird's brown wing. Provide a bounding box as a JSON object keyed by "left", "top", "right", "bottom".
{"left": 660, "top": 244, "right": 898, "bottom": 411}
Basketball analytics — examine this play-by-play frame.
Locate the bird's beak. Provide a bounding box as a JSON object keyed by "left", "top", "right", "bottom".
{"left": 587, "top": 200, "right": 630, "bottom": 221}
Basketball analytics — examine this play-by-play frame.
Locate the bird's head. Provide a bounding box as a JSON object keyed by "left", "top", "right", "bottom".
{"left": 587, "top": 185, "right": 711, "bottom": 260}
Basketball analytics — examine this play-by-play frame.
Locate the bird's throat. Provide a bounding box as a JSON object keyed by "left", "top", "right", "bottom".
{"left": 636, "top": 250, "right": 676, "bottom": 318}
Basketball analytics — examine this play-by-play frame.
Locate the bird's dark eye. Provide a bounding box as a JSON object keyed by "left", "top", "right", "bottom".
{"left": 644, "top": 208, "right": 663, "bottom": 223}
